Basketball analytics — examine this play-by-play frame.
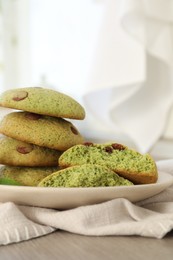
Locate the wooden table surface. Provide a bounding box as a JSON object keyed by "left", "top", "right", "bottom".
{"left": 0, "top": 139, "right": 173, "bottom": 259}
{"left": 0, "top": 230, "right": 173, "bottom": 260}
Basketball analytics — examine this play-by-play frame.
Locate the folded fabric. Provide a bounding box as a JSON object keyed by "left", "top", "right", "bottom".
{"left": 84, "top": 0, "right": 173, "bottom": 153}
{"left": 0, "top": 159, "right": 173, "bottom": 245}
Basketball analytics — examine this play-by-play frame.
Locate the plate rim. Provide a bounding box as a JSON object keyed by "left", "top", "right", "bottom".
{"left": 0, "top": 171, "right": 173, "bottom": 209}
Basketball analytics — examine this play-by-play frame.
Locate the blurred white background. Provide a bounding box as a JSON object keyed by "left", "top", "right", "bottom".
{"left": 0, "top": 0, "right": 144, "bottom": 97}
{"left": 0, "top": 0, "right": 173, "bottom": 157}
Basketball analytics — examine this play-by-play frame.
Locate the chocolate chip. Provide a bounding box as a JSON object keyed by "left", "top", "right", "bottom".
{"left": 16, "top": 145, "right": 33, "bottom": 154}
{"left": 25, "top": 113, "right": 42, "bottom": 120}
{"left": 12, "top": 91, "right": 28, "bottom": 101}
{"left": 112, "top": 143, "right": 125, "bottom": 151}
{"left": 83, "top": 142, "right": 94, "bottom": 146}
{"left": 105, "top": 146, "right": 113, "bottom": 153}
{"left": 70, "top": 126, "right": 78, "bottom": 135}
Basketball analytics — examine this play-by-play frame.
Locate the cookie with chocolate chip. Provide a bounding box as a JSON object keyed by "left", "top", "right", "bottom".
{"left": 0, "top": 165, "right": 58, "bottom": 186}
{"left": 0, "top": 87, "right": 85, "bottom": 120}
{"left": 0, "top": 136, "right": 62, "bottom": 166}
{"left": 0, "top": 112, "right": 84, "bottom": 151}
{"left": 58, "top": 142, "right": 158, "bottom": 184}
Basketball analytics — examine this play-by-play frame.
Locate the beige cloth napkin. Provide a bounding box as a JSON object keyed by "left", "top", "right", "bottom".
{"left": 0, "top": 159, "right": 173, "bottom": 245}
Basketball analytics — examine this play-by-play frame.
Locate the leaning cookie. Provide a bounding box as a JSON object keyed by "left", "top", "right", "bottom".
{"left": 0, "top": 165, "right": 59, "bottom": 186}
{"left": 0, "top": 112, "right": 84, "bottom": 151}
{"left": 38, "top": 164, "right": 134, "bottom": 187}
{"left": 0, "top": 87, "right": 85, "bottom": 120}
{"left": 0, "top": 136, "right": 62, "bottom": 166}
{"left": 58, "top": 142, "right": 158, "bottom": 184}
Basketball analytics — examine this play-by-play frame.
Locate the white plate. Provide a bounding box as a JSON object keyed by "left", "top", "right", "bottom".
{"left": 0, "top": 171, "right": 173, "bottom": 209}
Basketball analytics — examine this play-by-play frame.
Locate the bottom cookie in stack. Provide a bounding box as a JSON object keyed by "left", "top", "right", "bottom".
{"left": 0, "top": 165, "right": 59, "bottom": 186}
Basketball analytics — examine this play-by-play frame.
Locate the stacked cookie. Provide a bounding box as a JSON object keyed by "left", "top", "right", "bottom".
{"left": 0, "top": 87, "right": 85, "bottom": 186}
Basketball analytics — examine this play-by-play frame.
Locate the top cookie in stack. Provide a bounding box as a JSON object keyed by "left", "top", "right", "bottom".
{"left": 0, "top": 87, "right": 85, "bottom": 120}
{"left": 0, "top": 87, "right": 85, "bottom": 170}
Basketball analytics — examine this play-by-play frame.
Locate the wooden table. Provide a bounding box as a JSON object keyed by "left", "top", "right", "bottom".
{"left": 0, "top": 230, "right": 173, "bottom": 260}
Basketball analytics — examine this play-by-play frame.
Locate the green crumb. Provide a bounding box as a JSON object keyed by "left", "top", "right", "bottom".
{"left": 0, "top": 177, "right": 22, "bottom": 186}
{"left": 38, "top": 164, "right": 134, "bottom": 187}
